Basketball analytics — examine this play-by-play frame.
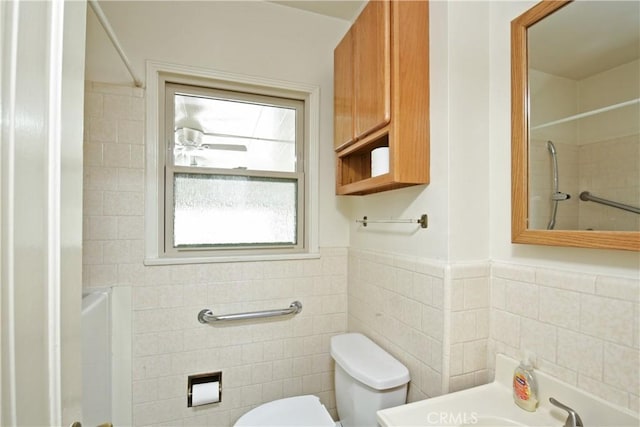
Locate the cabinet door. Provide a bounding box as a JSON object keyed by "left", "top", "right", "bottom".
{"left": 334, "top": 28, "right": 354, "bottom": 150}
{"left": 353, "top": 0, "right": 391, "bottom": 140}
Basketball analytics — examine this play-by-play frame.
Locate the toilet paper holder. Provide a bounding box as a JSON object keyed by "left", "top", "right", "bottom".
{"left": 188, "top": 372, "right": 222, "bottom": 407}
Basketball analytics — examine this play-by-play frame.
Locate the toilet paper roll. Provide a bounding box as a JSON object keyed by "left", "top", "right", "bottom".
{"left": 191, "top": 381, "right": 220, "bottom": 406}
{"left": 371, "top": 147, "right": 389, "bottom": 177}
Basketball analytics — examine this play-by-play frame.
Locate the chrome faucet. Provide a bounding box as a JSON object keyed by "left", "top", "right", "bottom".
{"left": 550, "top": 397, "right": 584, "bottom": 427}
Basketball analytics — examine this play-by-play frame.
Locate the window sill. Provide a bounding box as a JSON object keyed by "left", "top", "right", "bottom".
{"left": 143, "top": 251, "right": 320, "bottom": 266}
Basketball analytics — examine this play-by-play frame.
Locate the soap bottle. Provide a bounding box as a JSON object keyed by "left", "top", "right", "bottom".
{"left": 513, "top": 353, "right": 538, "bottom": 411}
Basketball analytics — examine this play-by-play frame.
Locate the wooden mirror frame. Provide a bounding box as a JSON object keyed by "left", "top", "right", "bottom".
{"left": 511, "top": 0, "right": 640, "bottom": 251}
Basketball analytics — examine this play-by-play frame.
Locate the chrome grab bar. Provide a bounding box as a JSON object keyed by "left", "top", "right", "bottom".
{"left": 198, "top": 301, "right": 302, "bottom": 324}
{"left": 579, "top": 191, "right": 640, "bottom": 215}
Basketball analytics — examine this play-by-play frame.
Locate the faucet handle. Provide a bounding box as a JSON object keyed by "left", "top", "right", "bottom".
{"left": 550, "top": 397, "right": 584, "bottom": 427}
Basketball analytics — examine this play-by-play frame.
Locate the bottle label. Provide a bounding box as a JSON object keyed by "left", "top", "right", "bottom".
{"left": 514, "top": 374, "right": 530, "bottom": 401}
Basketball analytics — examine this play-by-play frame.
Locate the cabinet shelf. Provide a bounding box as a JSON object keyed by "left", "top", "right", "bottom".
{"left": 337, "top": 127, "right": 389, "bottom": 159}
{"left": 336, "top": 132, "right": 389, "bottom": 194}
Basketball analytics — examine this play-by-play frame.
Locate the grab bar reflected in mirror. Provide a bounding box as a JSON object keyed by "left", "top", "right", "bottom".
{"left": 579, "top": 191, "right": 640, "bottom": 215}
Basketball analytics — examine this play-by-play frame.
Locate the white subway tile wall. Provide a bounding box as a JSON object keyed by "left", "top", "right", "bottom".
{"left": 347, "top": 249, "right": 450, "bottom": 401}
{"left": 578, "top": 135, "right": 640, "bottom": 231}
{"left": 348, "top": 250, "right": 638, "bottom": 413}
{"left": 448, "top": 262, "right": 491, "bottom": 393}
{"left": 84, "top": 82, "right": 639, "bottom": 425}
{"left": 490, "top": 262, "right": 640, "bottom": 412}
{"left": 529, "top": 134, "right": 639, "bottom": 232}
{"left": 83, "top": 82, "right": 348, "bottom": 426}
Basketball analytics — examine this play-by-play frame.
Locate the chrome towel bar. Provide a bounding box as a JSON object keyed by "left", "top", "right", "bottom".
{"left": 356, "top": 214, "right": 428, "bottom": 229}
{"left": 198, "top": 301, "right": 302, "bottom": 324}
{"left": 579, "top": 191, "right": 640, "bottom": 215}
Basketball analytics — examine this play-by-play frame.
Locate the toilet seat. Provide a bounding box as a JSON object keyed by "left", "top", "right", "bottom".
{"left": 233, "top": 395, "right": 335, "bottom": 427}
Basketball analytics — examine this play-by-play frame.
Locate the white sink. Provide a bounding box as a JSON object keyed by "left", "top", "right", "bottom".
{"left": 377, "top": 354, "right": 639, "bottom": 427}
{"left": 460, "top": 416, "right": 525, "bottom": 426}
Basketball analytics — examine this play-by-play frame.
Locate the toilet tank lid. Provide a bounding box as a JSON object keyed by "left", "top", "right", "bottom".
{"left": 330, "top": 333, "right": 410, "bottom": 390}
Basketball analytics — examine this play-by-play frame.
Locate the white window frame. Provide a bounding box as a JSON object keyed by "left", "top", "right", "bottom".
{"left": 144, "top": 61, "right": 319, "bottom": 265}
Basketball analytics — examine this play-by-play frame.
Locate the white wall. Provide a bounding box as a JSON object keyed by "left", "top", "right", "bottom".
{"left": 1, "top": 0, "right": 85, "bottom": 425}
{"left": 529, "top": 70, "right": 579, "bottom": 230}
{"left": 84, "top": 2, "right": 352, "bottom": 425}
{"left": 349, "top": 0, "right": 491, "bottom": 263}
{"left": 82, "top": 0, "right": 640, "bottom": 423}
{"left": 578, "top": 59, "right": 640, "bottom": 145}
{"left": 529, "top": 69, "right": 578, "bottom": 143}
{"left": 348, "top": 2, "right": 638, "bottom": 412}
{"left": 577, "top": 60, "right": 639, "bottom": 231}
{"left": 529, "top": 60, "right": 640, "bottom": 232}
{"left": 85, "top": 0, "right": 351, "bottom": 248}
{"left": 86, "top": 0, "right": 639, "bottom": 287}
{"left": 489, "top": 1, "right": 640, "bottom": 277}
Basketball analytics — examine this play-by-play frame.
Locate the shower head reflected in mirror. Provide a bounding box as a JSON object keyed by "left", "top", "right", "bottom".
{"left": 546, "top": 140, "right": 571, "bottom": 230}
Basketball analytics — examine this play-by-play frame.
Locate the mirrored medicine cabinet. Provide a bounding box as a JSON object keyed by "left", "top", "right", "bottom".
{"left": 511, "top": 0, "right": 640, "bottom": 251}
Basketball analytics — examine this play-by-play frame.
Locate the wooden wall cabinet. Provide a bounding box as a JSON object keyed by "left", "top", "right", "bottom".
{"left": 334, "top": 0, "right": 430, "bottom": 195}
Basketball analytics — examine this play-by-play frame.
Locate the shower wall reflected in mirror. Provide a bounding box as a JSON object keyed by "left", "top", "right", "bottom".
{"left": 527, "top": 1, "right": 639, "bottom": 232}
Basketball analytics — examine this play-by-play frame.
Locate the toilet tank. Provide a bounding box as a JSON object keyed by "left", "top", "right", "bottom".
{"left": 330, "top": 333, "right": 410, "bottom": 427}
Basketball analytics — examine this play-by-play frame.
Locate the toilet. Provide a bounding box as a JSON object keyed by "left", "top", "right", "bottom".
{"left": 234, "top": 333, "right": 410, "bottom": 427}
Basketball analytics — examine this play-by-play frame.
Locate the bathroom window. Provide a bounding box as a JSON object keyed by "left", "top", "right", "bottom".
{"left": 159, "top": 80, "right": 307, "bottom": 258}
